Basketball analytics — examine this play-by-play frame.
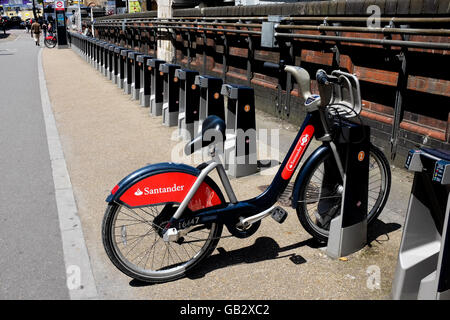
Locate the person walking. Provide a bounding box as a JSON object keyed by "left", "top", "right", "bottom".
{"left": 31, "top": 20, "right": 41, "bottom": 46}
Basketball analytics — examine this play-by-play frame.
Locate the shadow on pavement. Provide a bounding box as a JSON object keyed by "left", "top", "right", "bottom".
{"left": 188, "top": 237, "right": 322, "bottom": 280}
{"left": 129, "top": 236, "right": 322, "bottom": 287}
{"left": 367, "top": 219, "right": 402, "bottom": 244}
{"left": 129, "top": 221, "right": 400, "bottom": 287}
{"left": 0, "top": 33, "right": 11, "bottom": 39}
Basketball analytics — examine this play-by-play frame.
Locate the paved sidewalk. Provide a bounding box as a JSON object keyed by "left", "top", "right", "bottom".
{"left": 42, "top": 47, "right": 413, "bottom": 299}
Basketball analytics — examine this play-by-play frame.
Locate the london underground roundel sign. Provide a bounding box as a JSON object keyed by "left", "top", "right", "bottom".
{"left": 55, "top": 0, "right": 65, "bottom": 10}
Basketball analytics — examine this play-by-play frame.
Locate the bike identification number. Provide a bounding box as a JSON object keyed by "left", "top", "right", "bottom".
{"left": 178, "top": 217, "right": 200, "bottom": 229}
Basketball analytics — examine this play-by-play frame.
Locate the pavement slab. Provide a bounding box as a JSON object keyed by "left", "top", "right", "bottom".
{"left": 42, "top": 46, "right": 414, "bottom": 300}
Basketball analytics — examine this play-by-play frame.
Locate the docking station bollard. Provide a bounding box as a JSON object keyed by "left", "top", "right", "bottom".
{"left": 147, "top": 58, "right": 165, "bottom": 116}
{"left": 175, "top": 69, "right": 200, "bottom": 140}
{"left": 92, "top": 39, "right": 99, "bottom": 68}
{"left": 100, "top": 42, "right": 109, "bottom": 77}
{"left": 88, "top": 38, "right": 93, "bottom": 66}
{"left": 90, "top": 38, "right": 96, "bottom": 67}
{"left": 124, "top": 51, "right": 139, "bottom": 95}
{"left": 108, "top": 44, "right": 117, "bottom": 81}
{"left": 112, "top": 47, "right": 126, "bottom": 84}
{"left": 118, "top": 49, "right": 132, "bottom": 89}
{"left": 137, "top": 55, "right": 153, "bottom": 107}
{"left": 195, "top": 75, "right": 225, "bottom": 134}
{"left": 113, "top": 47, "right": 125, "bottom": 85}
{"left": 326, "top": 123, "right": 371, "bottom": 259}
{"left": 221, "top": 84, "right": 258, "bottom": 178}
{"left": 392, "top": 148, "right": 450, "bottom": 300}
{"left": 107, "top": 44, "right": 116, "bottom": 81}
{"left": 103, "top": 43, "right": 110, "bottom": 78}
{"left": 96, "top": 40, "right": 105, "bottom": 72}
{"left": 94, "top": 40, "right": 100, "bottom": 70}
{"left": 129, "top": 51, "right": 143, "bottom": 100}
{"left": 80, "top": 35, "right": 86, "bottom": 60}
{"left": 100, "top": 42, "right": 107, "bottom": 73}
{"left": 160, "top": 63, "right": 181, "bottom": 127}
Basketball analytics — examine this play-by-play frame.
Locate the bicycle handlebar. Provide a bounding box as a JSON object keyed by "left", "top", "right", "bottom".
{"left": 263, "top": 62, "right": 280, "bottom": 70}
{"left": 316, "top": 69, "right": 339, "bottom": 86}
{"left": 316, "top": 70, "right": 329, "bottom": 85}
{"left": 263, "top": 60, "right": 286, "bottom": 72}
{"left": 284, "top": 65, "right": 312, "bottom": 102}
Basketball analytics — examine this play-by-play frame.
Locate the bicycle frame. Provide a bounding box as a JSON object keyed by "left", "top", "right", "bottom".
{"left": 167, "top": 109, "right": 344, "bottom": 231}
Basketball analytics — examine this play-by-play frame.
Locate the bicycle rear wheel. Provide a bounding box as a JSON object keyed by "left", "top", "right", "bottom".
{"left": 296, "top": 144, "right": 391, "bottom": 242}
{"left": 102, "top": 202, "right": 222, "bottom": 283}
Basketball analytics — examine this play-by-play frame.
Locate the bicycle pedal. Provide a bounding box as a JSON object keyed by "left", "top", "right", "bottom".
{"left": 271, "top": 207, "right": 288, "bottom": 224}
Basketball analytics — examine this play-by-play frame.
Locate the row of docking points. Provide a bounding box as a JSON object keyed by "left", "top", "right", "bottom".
{"left": 70, "top": 33, "right": 450, "bottom": 300}
{"left": 70, "top": 33, "right": 258, "bottom": 178}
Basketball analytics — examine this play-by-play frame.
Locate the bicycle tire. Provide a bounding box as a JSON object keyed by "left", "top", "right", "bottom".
{"left": 44, "top": 39, "right": 56, "bottom": 48}
{"left": 102, "top": 202, "right": 223, "bottom": 283}
{"left": 296, "top": 143, "right": 391, "bottom": 243}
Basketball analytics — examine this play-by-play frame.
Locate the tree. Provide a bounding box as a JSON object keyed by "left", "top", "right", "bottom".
{"left": 32, "top": 0, "right": 44, "bottom": 20}
{"left": 32, "top": 0, "right": 37, "bottom": 19}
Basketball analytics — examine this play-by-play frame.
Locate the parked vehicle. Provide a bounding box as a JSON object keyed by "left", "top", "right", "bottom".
{"left": 9, "top": 16, "right": 22, "bottom": 28}
{"left": 1, "top": 16, "right": 10, "bottom": 28}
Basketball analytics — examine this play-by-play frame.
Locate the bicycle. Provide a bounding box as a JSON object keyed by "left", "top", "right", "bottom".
{"left": 101, "top": 65, "right": 391, "bottom": 283}
{"left": 44, "top": 34, "right": 57, "bottom": 48}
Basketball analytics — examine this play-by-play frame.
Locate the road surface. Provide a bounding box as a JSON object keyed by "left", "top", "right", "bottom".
{"left": 0, "top": 30, "right": 69, "bottom": 299}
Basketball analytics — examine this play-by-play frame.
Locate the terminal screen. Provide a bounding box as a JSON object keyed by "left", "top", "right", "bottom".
{"left": 56, "top": 12, "right": 65, "bottom": 27}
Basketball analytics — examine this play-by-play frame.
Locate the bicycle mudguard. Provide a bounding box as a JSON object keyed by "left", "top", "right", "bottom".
{"left": 106, "top": 162, "right": 225, "bottom": 211}
{"left": 290, "top": 144, "right": 330, "bottom": 208}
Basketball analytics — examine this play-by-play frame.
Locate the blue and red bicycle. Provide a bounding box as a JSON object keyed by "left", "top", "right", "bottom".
{"left": 102, "top": 66, "right": 391, "bottom": 283}
{"left": 44, "top": 34, "right": 57, "bottom": 48}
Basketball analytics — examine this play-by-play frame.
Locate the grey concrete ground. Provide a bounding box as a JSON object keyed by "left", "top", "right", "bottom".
{"left": 0, "top": 29, "right": 69, "bottom": 299}
{"left": 41, "top": 46, "right": 416, "bottom": 300}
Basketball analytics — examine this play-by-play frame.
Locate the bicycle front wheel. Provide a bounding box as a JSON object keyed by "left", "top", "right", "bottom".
{"left": 102, "top": 202, "right": 222, "bottom": 283}
{"left": 296, "top": 144, "right": 391, "bottom": 242}
{"left": 44, "top": 38, "right": 56, "bottom": 48}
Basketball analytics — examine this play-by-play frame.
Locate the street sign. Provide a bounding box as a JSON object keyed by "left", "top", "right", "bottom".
{"left": 55, "top": 0, "right": 65, "bottom": 11}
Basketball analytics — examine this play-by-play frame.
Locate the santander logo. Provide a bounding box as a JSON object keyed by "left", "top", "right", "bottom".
{"left": 286, "top": 134, "right": 310, "bottom": 170}
{"left": 134, "top": 184, "right": 185, "bottom": 197}
{"left": 300, "top": 135, "right": 309, "bottom": 146}
{"left": 286, "top": 133, "right": 310, "bottom": 172}
{"left": 281, "top": 125, "right": 314, "bottom": 180}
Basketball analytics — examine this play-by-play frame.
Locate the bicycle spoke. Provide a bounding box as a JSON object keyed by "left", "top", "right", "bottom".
{"left": 122, "top": 228, "right": 154, "bottom": 258}
{"left": 115, "top": 221, "right": 149, "bottom": 228}
{"left": 120, "top": 206, "right": 155, "bottom": 227}
{"left": 299, "top": 148, "right": 390, "bottom": 241}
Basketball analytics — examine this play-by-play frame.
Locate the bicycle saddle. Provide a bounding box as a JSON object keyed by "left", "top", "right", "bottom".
{"left": 184, "top": 115, "right": 226, "bottom": 155}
